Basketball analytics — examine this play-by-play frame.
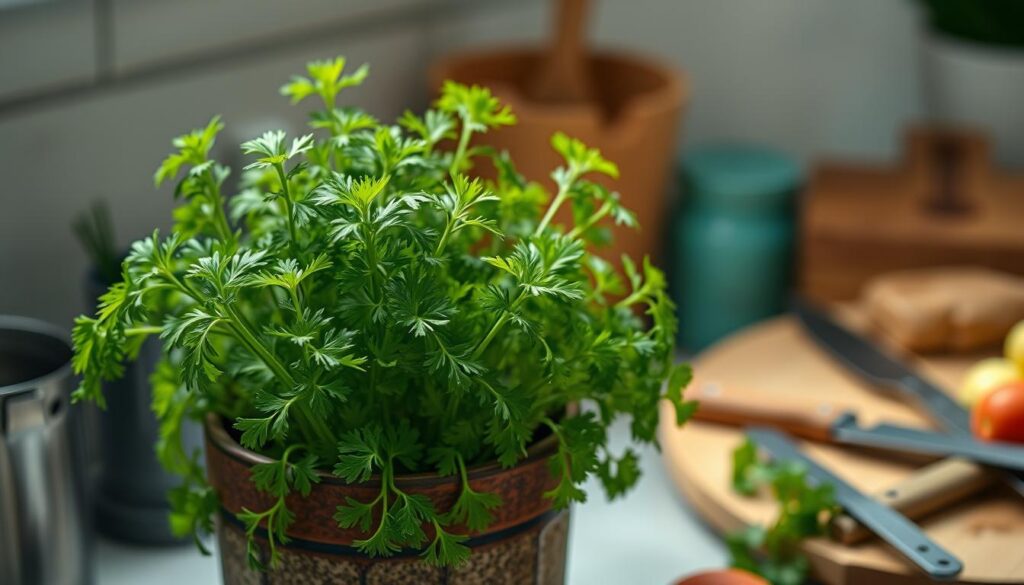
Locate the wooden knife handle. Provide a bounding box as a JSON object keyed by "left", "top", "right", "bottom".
{"left": 689, "top": 380, "right": 996, "bottom": 544}
{"left": 833, "top": 457, "right": 994, "bottom": 544}
{"left": 690, "top": 380, "right": 845, "bottom": 443}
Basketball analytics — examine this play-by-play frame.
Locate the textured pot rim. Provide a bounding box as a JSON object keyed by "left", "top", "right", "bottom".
{"left": 428, "top": 44, "right": 688, "bottom": 121}
{"left": 205, "top": 412, "right": 560, "bottom": 487}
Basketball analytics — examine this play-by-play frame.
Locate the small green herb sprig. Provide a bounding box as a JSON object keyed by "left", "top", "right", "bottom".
{"left": 728, "top": 439, "right": 839, "bottom": 585}
{"left": 73, "top": 200, "right": 122, "bottom": 284}
{"left": 71, "top": 56, "right": 694, "bottom": 568}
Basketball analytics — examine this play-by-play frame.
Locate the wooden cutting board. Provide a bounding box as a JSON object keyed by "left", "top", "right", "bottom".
{"left": 660, "top": 314, "right": 1024, "bottom": 585}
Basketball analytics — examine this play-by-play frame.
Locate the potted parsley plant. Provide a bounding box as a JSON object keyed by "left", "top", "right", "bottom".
{"left": 71, "top": 56, "right": 694, "bottom": 584}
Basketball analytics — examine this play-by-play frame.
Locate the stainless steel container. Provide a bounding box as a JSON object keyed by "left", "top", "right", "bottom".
{"left": 0, "top": 316, "right": 91, "bottom": 585}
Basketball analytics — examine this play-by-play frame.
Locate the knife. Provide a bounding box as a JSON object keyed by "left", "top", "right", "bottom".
{"left": 832, "top": 413, "right": 1024, "bottom": 472}
{"left": 747, "top": 427, "right": 964, "bottom": 580}
{"left": 793, "top": 298, "right": 1024, "bottom": 497}
{"left": 690, "top": 381, "right": 1024, "bottom": 471}
{"left": 690, "top": 381, "right": 995, "bottom": 543}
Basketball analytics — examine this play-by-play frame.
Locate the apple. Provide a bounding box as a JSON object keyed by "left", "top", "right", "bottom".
{"left": 1006, "top": 320, "right": 1024, "bottom": 375}
{"left": 959, "top": 357, "right": 1019, "bottom": 407}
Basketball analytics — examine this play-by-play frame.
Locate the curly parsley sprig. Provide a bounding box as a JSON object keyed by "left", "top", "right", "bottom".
{"left": 729, "top": 439, "right": 840, "bottom": 585}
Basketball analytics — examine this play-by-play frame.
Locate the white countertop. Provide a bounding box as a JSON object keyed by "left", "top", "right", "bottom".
{"left": 95, "top": 418, "right": 728, "bottom": 585}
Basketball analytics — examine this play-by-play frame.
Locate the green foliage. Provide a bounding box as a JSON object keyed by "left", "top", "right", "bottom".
{"left": 152, "top": 358, "right": 219, "bottom": 553}
{"left": 917, "top": 0, "right": 1024, "bottom": 48}
{"left": 281, "top": 56, "right": 369, "bottom": 108}
{"left": 71, "top": 56, "right": 692, "bottom": 569}
{"left": 239, "top": 445, "right": 321, "bottom": 569}
{"left": 728, "top": 439, "right": 840, "bottom": 585}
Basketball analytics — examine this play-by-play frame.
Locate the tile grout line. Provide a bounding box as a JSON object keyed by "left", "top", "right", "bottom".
{"left": 0, "top": 0, "right": 519, "bottom": 120}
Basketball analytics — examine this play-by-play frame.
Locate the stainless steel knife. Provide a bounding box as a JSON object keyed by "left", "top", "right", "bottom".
{"left": 747, "top": 427, "right": 964, "bottom": 581}
{"left": 831, "top": 413, "right": 1024, "bottom": 472}
{"left": 688, "top": 380, "right": 1024, "bottom": 470}
{"left": 793, "top": 298, "right": 1024, "bottom": 497}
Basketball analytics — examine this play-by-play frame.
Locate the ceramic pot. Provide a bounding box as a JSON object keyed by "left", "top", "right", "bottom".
{"left": 430, "top": 47, "right": 687, "bottom": 266}
{"left": 204, "top": 415, "right": 570, "bottom": 585}
{"left": 923, "top": 33, "right": 1024, "bottom": 168}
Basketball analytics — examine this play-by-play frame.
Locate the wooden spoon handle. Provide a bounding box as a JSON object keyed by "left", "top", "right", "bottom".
{"left": 552, "top": 0, "right": 590, "bottom": 58}
{"left": 530, "top": 0, "right": 593, "bottom": 103}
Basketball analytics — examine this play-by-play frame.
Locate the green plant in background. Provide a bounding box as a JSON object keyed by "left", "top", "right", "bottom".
{"left": 917, "top": 0, "right": 1024, "bottom": 48}
{"left": 728, "top": 439, "right": 839, "bottom": 585}
{"left": 73, "top": 200, "right": 122, "bottom": 284}
{"left": 71, "top": 56, "right": 695, "bottom": 569}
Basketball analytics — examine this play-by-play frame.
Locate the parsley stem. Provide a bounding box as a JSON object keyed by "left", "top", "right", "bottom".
{"left": 156, "top": 267, "right": 334, "bottom": 450}
{"left": 155, "top": 265, "right": 338, "bottom": 448}
{"left": 472, "top": 289, "right": 526, "bottom": 359}
{"left": 364, "top": 463, "right": 392, "bottom": 542}
{"left": 223, "top": 304, "right": 337, "bottom": 448}
{"left": 455, "top": 453, "right": 473, "bottom": 492}
{"left": 360, "top": 213, "right": 383, "bottom": 299}
{"left": 125, "top": 325, "right": 162, "bottom": 336}
{"left": 434, "top": 221, "right": 452, "bottom": 257}
{"left": 274, "top": 163, "right": 300, "bottom": 256}
{"left": 449, "top": 123, "right": 473, "bottom": 176}
{"left": 542, "top": 417, "right": 573, "bottom": 486}
{"left": 615, "top": 291, "right": 645, "bottom": 309}
{"left": 567, "top": 200, "right": 613, "bottom": 239}
{"left": 473, "top": 313, "right": 509, "bottom": 359}
{"left": 535, "top": 177, "right": 576, "bottom": 236}
{"left": 204, "top": 169, "right": 234, "bottom": 244}
{"left": 288, "top": 287, "right": 306, "bottom": 324}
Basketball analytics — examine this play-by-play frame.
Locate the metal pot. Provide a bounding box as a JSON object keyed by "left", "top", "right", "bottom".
{"left": 0, "top": 316, "right": 91, "bottom": 585}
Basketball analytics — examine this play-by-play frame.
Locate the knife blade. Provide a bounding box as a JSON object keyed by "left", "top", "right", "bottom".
{"left": 689, "top": 381, "right": 1024, "bottom": 471}
{"left": 793, "top": 298, "right": 1024, "bottom": 497}
{"left": 832, "top": 413, "right": 1024, "bottom": 472}
{"left": 793, "top": 299, "right": 970, "bottom": 432}
{"left": 747, "top": 427, "right": 963, "bottom": 581}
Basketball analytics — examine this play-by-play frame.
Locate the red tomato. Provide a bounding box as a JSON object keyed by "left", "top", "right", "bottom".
{"left": 972, "top": 380, "right": 1024, "bottom": 443}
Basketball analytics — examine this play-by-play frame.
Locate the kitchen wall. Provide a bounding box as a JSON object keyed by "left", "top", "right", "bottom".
{"left": 0, "top": 0, "right": 923, "bottom": 326}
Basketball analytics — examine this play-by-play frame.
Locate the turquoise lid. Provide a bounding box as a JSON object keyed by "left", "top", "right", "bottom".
{"left": 682, "top": 145, "right": 801, "bottom": 208}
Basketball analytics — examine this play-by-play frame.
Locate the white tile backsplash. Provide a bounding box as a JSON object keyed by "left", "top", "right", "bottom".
{"left": 0, "top": 22, "right": 427, "bottom": 326}
{"left": 0, "top": 0, "right": 933, "bottom": 325}
{"left": 109, "top": 0, "right": 428, "bottom": 74}
{"left": 0, "top": 1, "right": 97, "bottom": 100}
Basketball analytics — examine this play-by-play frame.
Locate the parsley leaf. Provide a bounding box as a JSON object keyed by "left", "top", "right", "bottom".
{"left": 728, "top": 439, "right": 839, "bottom": 585}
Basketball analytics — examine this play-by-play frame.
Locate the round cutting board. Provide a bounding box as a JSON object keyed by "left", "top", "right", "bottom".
{"left": 660, "top": 315, "right": 1024, "bottom": 585}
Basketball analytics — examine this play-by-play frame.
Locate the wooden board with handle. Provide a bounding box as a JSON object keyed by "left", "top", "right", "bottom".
{"left": 799, "top": 127, "right": 1024, "bottom": 303}
{"left": 659, "top": 314, "right": 1024, "bottom": 585}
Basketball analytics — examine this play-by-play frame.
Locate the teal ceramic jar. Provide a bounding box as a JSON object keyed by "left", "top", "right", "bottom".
{"left": 672, "top": 146, "right": 801, "bottom": 351}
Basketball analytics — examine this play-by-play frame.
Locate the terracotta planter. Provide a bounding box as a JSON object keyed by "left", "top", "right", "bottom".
{"left": 430, "top": 47, "right": 688, "bottom": 265}
{"left": 204, "top": 415, "right": 569, "bottom": 585}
